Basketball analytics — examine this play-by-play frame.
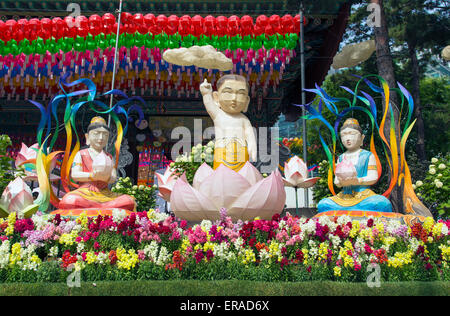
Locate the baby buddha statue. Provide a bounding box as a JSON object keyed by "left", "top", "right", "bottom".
{"left": 200, "top": 75, "right": 257, "bottom": 172}
{"left": 317, "top": 118, "right": 393, "bottom": 213}
{"left": 57, "top": 116, "right": 136, "bottom": 212}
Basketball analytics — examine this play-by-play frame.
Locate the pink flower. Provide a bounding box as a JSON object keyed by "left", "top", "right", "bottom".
{"left": 138, "top": 250, "right": 146, "bottom": 261}
{"left": 93, "top": 242, "right": 100, "bottom": 250}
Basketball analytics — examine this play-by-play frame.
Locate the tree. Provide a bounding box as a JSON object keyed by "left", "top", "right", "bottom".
{"left": 388, "top": 0, "right": 450, "bottom": 162}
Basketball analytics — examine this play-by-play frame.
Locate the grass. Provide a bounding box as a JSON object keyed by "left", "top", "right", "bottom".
{"left": 0, "top": 280, "right": 448, "bottom": 296}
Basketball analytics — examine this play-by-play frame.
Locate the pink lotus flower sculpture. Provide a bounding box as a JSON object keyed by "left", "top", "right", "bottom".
{"left": 335, "top": 157, "right": 357, "bottom": 180}
{"left": 155, "top": 167, "right": 184, "bottom": 201}
{"left": 168, "top": 162, "right": 286, "bottom": 222}
{"left": 15, "top": 143, "right": 59, "bottom": 182}
{"left": 282, "top": 156, "right": 319, "bottom": 188}
{"left": 0, "top": 177, "right": 39, "bottom": 218}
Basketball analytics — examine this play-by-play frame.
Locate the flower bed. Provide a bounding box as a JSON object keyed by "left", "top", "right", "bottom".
{"left": 0, "top": 210, "right": 449, "bottom": 283}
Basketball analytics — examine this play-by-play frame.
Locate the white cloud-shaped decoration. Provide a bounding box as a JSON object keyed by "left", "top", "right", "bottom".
{"left": 332, "top": 40, "right": 376, "bottom": 69}
{"left": 442, "top": 45, "right": 450, "bottom": 61}
{"left": 162, "top": 45, "right": 233, "bottom": 71}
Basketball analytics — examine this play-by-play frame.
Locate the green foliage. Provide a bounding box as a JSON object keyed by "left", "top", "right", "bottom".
{"left": 414, "top": 154, "right": 450, "bottom": 218}
{"left": 0, "top": 135, "right": 24, "bottom": 194}
{"left": 111, "top": 177, "right": 156, "bottom": 212}
{"left": 312, "top": 160, "right": 334, "bottom": 205}
{"left": 170, "top": 142, "right": 215, "bottom": 184}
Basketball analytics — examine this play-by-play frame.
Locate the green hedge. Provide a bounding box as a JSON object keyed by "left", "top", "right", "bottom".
{"left": 1, "top": 259, "right": 448, "bottom": 284}
{"left": 0, "top": 280, "right": 448, "bottom": 296}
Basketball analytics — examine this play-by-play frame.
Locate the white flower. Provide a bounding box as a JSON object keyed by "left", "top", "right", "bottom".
{"left": 431, "top": 158, "right": 438, "bottom": 163}
{"left": 196, "top": 143, "right": 203, "bottom": 150}
{"left": 156, "top": 246, "right": 171, "bottom": 266}
{"left": 435, "top": 181, "right": 443, "bottom": 188}
{"left": 191, "top": 147, "right": 197, "bottom": 154}
{"left": 112, "top": 208, "right": 127, "bottom": 223}
{"left": 207, "top": 141, "right": 215, "bottom": 147}
{"left": 412, "top": 184, "right": 416, "bottom": 189}
{"left": 429, "top": 168, "right": 436, "bottom": 175}
{"left": 438, "top": 173, "right": 442, "bottom": 178}
{"left": 49, "top": 245, "right": 59, "bottom": 257}
{"left": 77, "top": 242, "right": 85, "bottom": 253}
{"left": 200, "top": 220, "right": 213, "bottom": 232}
{"left": 415, "top": 180, "right": 423, "bottom": 187}
{"left": 438, "top": 163, "right": 446, "bottom": 170}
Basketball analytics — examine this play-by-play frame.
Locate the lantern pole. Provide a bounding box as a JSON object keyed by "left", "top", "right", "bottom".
{"left": 106, "top": 0, "right": 123, "bottom": 151}
{"left": 107, "top": 0, "right": 123, "bottom": 129}
{"left": 300, "top": 1, "right": 309, "bottom": 208}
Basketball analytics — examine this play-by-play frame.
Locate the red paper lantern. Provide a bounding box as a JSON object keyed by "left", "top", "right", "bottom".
{"left": 293, "top": 14, "right": 308, "bottom": 33}
{"left": 133, "top": 13, "right": 147, "bottom": 34}
{"left": 154, "top": 15, "right": 167, "bottom": 35}
{"left": 102, "top": 13, "right": 116, "bottom": 26}
{"left": 5, "top": 19, "right": 18, "bottom": 33}
{"left": 269, "top": 15, "right": 281, "bottom": 34}
{"left": 89, "top": 14, "right": 102, "bottom": 36}
{"left": 178, "top": 15, "right": 192, "bottom": 37}
{"left": 166, "top": 15, "right": 179, "bottom": 36}
{"left": 191, "top": 15, "right": 203, "bottom": 37}
{"left": 256, "top": 15, "right": 269, "bottom": 28}
{"left": 216, "top": 16, "right": 228, "bottom": 37}
{"left": 240, "top": 15, "right": 253, "bottom": 36}
{"left": 120, "top": 12, "right": 132, "bottom": 25}
{"left": 227, "top": 15, "right": 240, "bottom": 37}
{"left": 281, "top": 15, "right": 294, "bottom": 33}
{"left": 144, "top": 14, "right": 155, "bottom": 28}
{"left": 204, "top": 15, "right": 216, "bottom": 37}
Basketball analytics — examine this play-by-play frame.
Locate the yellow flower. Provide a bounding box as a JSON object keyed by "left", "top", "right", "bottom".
{"left": 5, "top": 212, "right": 16, "bottom": 236}
{"left": 9, "top": 243, "right": 22, "bottom": 266}
{"left": 59, "top": 231, "right": 78, "bottom": 246}
{"left": 349, "top": 220, "right": 360, "bottom": 238}
{"left": 388, "top": 251, "right": 413, "bottom": 268}
{"left": 423, "top": 217, "right": 435, "bottom": 234}
{"left": 439, "top": 245, "right": 450, "bottom": 262}
{"left": 432, "top": 223, "right": 444, "bottom": 238}
{"left": 241, "top": 249, "right": 256, "bottom": 265}
{"left": 203, "top": 242, "right": 215, "bottom": 252}
{"left": 116, "top": 248, "right": 139, "bottom": 270}
{"left": 85, "top": 251, "right": 97, "bottom": 265}
{"left": 333, "top": 266, "right": 342, "bottom": 277}
{"left": 318, "top": 242, "right": 329, "bottom": 261}
{"left": 76, "top": 213, "right": 88, "bottom": 227}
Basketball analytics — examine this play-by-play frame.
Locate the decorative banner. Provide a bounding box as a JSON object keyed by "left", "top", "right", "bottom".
{"left": 0, "top": 13, "right": 305, "bottom": 100}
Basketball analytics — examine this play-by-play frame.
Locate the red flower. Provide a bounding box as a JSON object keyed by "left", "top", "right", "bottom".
{"left": 367, "top": 218, "right": 374, "bottom": 228}
{"left": 109, "top": 250, "right": 117, "bottom": 265}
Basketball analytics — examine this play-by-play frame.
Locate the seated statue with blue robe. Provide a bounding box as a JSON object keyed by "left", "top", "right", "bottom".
{"left": 317, "top": 118, "right": 392, "bottom": 213}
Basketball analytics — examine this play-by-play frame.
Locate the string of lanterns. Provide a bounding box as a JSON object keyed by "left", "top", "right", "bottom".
{"left": 0, "top": 13, "right": 306, "bottom": 100}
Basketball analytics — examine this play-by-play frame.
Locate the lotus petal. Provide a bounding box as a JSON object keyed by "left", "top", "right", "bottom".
{"left": 15, "top": 143, "right": 39, "bottom": 167}
{"left": 3, "top": 177, "right": 33, "bottom": 213}
{"left": 197, "top": 164, "right": 251, "bottom": 210}
{"left": 335, "top": 157, "right": 357, "bottom": 179}
{"left": 193, "top": 163, "right": 214, "bottom": 190}
{"left": 155, "top": 166, "right": 178, "bottom": 188}
{"left": 228, "top": 169, "right": 286, "bottom": 221}
{"left": 285, "top": 156, "right": 308, "bottom": 180}
{"left": 238, "top": 161, "right": 264, "bottom": 186}
{"left": 158, "top": 173, "right": 187, "bottom": 201}
{"left": 170, "top": 177, "right": 219, "bottom": 221}
{"left": 296, "top": 177, "right": 320, "bottom": 188}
